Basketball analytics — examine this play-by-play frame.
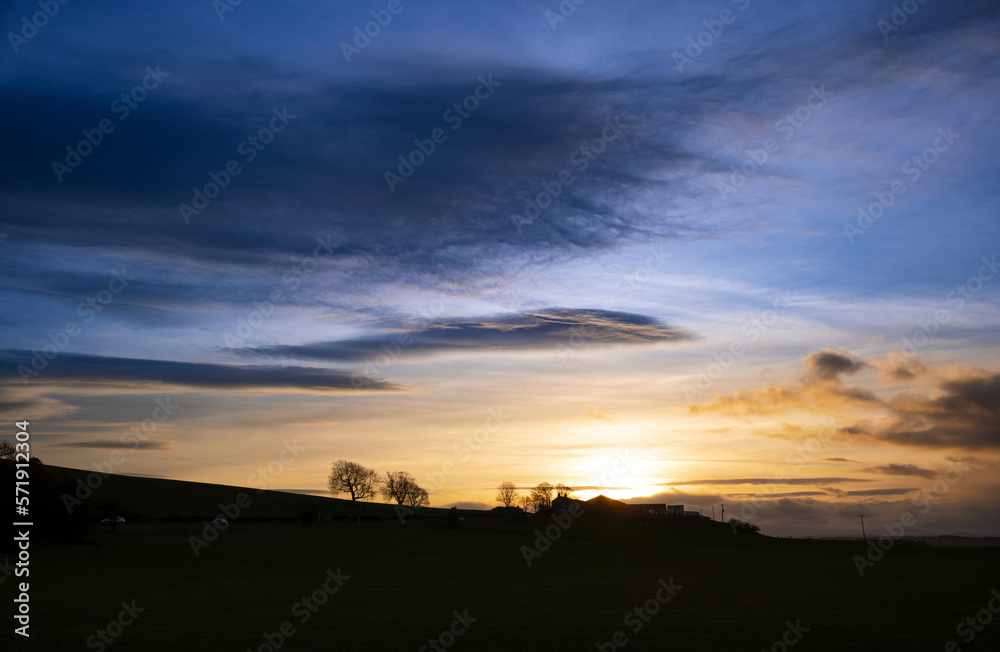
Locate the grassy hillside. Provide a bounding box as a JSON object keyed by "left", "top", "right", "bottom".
{"left": 6, "top": 467, "right": 1000, "bottom": 650}
{"left": 10, "top": 518, "right": 1000, "bottom": 651}
{"left": 45, "top": 464, "right": 447, "bottom": 520}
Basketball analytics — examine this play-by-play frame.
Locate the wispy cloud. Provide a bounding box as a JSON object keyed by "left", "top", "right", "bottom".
{"left": 0, "top": 350, "right": 403, "bottom": 392}
{"left": 660, "top": 477, "right": 872, "bottom": 486}
{"left": 57, "top": 439, "right": 178, "bottom": 451}
{"left": 861, "top": 463, "right": 937, "bottom": 479}
{"left": 224, "top": 309, "right": 691, "bottom": 362}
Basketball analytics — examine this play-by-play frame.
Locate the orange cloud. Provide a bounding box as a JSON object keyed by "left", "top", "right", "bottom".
{"left": 691, "top": 349, "right": 1000, "bottom": 451}
{"left": 690, "top": 348, "right": 879, "bottom": 417}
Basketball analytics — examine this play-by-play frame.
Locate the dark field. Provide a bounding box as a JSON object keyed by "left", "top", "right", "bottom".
{"left": 9, "top": 514, "right": 1000, "bottom": 651}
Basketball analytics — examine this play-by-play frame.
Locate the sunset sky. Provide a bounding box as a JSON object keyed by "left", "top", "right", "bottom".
{"left": 2, "top": 0, "right": 998, "bottom": 537}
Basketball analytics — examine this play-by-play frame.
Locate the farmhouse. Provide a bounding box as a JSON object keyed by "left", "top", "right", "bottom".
{"left": 625, "top": 502, "right": 667, "bottom": 516}
{"left": 547, "top": 495, "right": 711, "bottom": 523}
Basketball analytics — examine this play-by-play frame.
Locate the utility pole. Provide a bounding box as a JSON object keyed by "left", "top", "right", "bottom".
{"left": 858, "top": 514, "right": 866, "bottom": 542}
{"left": 721, "top": 504, "right": 724, "bottom": 523}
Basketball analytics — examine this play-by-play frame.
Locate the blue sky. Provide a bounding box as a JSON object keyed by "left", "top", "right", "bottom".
{"left": 2, "top": 0, "right": 999, "bottom": 536}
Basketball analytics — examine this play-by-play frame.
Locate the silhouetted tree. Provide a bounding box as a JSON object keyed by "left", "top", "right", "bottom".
{"left": 328, "top": 460, "right": 379, "bottom": 501}
{"left": 729, "top": 518, "right": 762, "bottom": 535}
{"left": 495, "top": 480, "right": 519, "bottom": 508}
{"left": 405, "top": 485, "right": 430, "bottom": 507}
{"left": 530, "top": 482, "right": 554, "bottom": 511}
{"left": 555, "top": 483, "right": 576, "bottom": 499}
{"left": 519, "top": 495, "right": 533, "bottom": 513}
{"left": 382, "top": 471, "right": 422, "bottom": 505}
{"left": 446, "top": 506, "right": 460, "bottom": 528}
{"left": 0, "top": 440, "right": 15, "bottom": 460}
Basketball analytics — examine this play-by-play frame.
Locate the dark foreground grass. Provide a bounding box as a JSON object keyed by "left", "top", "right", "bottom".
{"left": 9, "top": 517, "right": 1000, "bottom": 651}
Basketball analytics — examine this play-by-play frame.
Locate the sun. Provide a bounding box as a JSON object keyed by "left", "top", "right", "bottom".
{"left": 566, "top": 448, "right": 670, "bottom": 501}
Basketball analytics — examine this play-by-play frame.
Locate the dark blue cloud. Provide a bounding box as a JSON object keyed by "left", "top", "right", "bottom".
{"left": 223, "top": 308, "right": 691, "bottom": 362}
{"left": 0, "top": 350, "right": 402, "bottom": 391}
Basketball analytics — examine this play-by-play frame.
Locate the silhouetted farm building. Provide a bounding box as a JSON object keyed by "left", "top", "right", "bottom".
{"left": 551, "top": 495, "right": 703, "bottom": 520}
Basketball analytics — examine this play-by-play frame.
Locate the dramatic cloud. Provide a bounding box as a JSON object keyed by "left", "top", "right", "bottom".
{"left": 804, "top": 349, "right": 869, "bottom": 380}
{"left": 879, "top": 372, "right": 1000, "bottom": 450}
{"left": 0, "top": 61, "right": 726, "bottom": 315}
{"left": 689, "top": 349, "right": 880, "bottom": 417}
{"left": 692, "top": 351, "right": 1000, "bottom": 451}
{"left": 226, "top": 309, "right": 690, "bottom": 362}
{"left": 1, "top": 0, "right": 997, "bottom": 537}
{"left": 0, "top": 350, "right": 402, "bottom": 392}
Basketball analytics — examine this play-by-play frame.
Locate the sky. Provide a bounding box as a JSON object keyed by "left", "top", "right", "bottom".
{"left": 1, "top": 0, "right": 999, "bottom": 537}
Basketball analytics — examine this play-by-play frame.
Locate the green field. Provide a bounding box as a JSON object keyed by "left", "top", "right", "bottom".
{"left": 6, "top": 468, "right": 1000, "bottom": 651}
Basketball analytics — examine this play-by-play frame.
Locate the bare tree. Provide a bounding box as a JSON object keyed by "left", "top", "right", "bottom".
{"left": 328, "top": 460, "right": 379, "bottom": 501}
{"left": 495, "top": 480, "right": 519, "bottom": 508}
{"left": 0, "top": 440, "right": 15, "bottom": 460}
{"left": 529, "top": 482, "right": 554, "bottom": 511}
{"left": 519, "top": 495, "right": 533, "bottom": 513}
{"left": 383, "top": 471, "right": 421, "bottom": 505}
{"left": 555, "top": 483, "right": 576, "bottom": 499}
{"left": 405, "top": 485, "right": 430, "bottom": 507}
